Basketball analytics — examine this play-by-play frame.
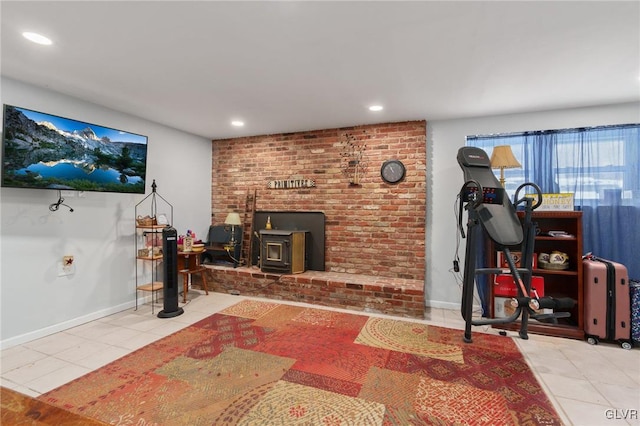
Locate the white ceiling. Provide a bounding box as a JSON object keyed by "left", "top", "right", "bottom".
{"left": 2, "top": 1, "right": 639, "bottom": 140}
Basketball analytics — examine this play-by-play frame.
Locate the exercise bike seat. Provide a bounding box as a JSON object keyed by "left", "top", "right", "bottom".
{"left": 457, "top": 147, "right": 523, "bottom": 247}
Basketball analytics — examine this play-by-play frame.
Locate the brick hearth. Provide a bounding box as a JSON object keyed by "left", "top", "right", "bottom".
{"left": 198, "top": 265, "right": 425, "bottom": 319}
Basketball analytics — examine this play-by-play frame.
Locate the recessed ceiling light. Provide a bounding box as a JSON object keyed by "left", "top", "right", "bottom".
{"left": 22, "top": 32, "right": 53, "bottom": 45}
{"left": 231, "top": 120, "right": 245, "bottom": 127}
{"left": 368, "top": 105, "right": 383, "bottom": 112}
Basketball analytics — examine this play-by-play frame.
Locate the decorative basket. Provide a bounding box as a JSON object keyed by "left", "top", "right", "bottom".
{"left": 136, "top": 215, "right": 156, "bottom": 226}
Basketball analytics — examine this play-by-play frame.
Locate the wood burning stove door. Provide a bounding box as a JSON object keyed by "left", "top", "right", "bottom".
{"left": 265, "top": 241, "right": 286, "bottom": 264}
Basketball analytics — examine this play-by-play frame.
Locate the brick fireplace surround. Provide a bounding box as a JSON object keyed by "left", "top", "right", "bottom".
{"left": 202, "top": 266, "right": 425, "bottom": 318}
{"left": 206, "top": 120, "right": 426, "bottom": 318}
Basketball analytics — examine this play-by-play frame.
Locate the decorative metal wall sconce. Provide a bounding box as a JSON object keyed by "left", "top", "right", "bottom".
{"left": 339, "top": 132, "right": 367, "bottom": 186}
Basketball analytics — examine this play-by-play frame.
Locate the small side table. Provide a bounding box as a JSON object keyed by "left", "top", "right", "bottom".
{"left": 177, "top": 250, "right": 209, "bottom": 303}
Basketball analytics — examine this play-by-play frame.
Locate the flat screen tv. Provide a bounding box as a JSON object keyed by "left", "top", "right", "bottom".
{"left": 1, "top": 104, "right": 148, "bottom": 194}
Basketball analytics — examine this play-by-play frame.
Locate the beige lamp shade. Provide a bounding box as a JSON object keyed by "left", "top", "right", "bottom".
{"left": 224, "top": 212, "right": 242, "bottom": 226}
{"left": 490, "top": 145, "right": 521, "bottom": 187}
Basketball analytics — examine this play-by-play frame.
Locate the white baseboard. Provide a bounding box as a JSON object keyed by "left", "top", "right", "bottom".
{"left": 0, "top": 299, "right": 142, "bottom": 350}
{"left": 425, "top": 300, "right": 460, "bottom": 310}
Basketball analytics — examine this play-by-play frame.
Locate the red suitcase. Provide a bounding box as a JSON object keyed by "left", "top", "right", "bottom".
{"left": 583, "top": 255, "right": 633, "bottom": 349}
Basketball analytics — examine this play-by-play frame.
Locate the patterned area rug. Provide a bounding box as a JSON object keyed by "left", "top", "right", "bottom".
{"left": 38, "top": 300, "right": 562, "bottom": 425}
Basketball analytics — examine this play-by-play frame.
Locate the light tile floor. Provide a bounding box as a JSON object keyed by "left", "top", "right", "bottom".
{"left": 1, "top": 291, "right": 639, "bottom": 426}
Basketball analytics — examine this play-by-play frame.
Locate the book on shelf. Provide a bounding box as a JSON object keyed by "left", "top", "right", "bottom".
{"left": 545, "top": 230, "right": 575, "bottom": 238}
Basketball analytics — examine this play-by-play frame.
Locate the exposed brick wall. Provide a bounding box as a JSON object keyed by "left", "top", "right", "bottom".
{"left": 211, "top": 121, "right": 426, "bottom": 281}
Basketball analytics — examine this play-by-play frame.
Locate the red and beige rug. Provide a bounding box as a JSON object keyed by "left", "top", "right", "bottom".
{"left": 38, "top": 300, "right": 562, "bottom": 425}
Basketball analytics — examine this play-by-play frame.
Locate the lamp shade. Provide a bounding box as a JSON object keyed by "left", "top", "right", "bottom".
{"left": 224, "top": 212, "right": 242, "bottom": 226}
{"left": 490, "top": 145, "right": 521, "bottom": 169}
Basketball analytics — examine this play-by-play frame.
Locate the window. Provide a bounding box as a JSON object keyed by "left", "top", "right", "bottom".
{"left": 467, "top": 125, "right": 639, "bottom": 206}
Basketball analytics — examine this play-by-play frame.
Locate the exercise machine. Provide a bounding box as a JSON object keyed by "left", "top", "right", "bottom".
{"left": 456, "top": 147, "right": 575, "bottom": 343}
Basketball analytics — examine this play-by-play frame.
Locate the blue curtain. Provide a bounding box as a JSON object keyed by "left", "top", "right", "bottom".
{"left": 467, "top": 124, "right": 640, "bottom": 280}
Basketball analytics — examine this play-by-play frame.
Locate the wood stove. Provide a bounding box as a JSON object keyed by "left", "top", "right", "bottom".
{"left": 259, "top": 230, "right": 309, "bottom": 274}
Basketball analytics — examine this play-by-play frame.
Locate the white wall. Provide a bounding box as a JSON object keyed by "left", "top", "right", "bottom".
{"left": 0, "top": 78, "right": 213, "bottom": 348}
{"left": 426, "top": 101, "right": 640, "bottom": 309}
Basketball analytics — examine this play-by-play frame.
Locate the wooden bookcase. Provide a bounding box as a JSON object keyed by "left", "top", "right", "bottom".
{"left": 490, "top": 211, "right": 584, "bottom": 339}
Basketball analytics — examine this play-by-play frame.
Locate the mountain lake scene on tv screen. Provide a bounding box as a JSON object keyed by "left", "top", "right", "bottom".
{"left": 2, "top": 105, "right": 147, "bottom": 193}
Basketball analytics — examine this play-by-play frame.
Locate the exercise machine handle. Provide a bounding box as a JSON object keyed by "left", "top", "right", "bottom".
{"left": 514, "top": 182, "right": 543, "bottom": 210}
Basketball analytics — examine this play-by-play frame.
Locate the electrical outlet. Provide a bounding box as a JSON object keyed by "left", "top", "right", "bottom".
{"left": 60, "top": 190, "right": 75, "bottom": 198}
{"left": 58, "top": 255, "right": 75, "bottom": 276}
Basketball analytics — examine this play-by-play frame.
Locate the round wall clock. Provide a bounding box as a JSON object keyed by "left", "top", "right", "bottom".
{"left": 380, "top": 159, "right": 405, "bottom": 184}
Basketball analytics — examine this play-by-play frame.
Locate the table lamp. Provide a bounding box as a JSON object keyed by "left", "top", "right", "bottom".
{"left": 490, "top": 145, "right": 521, "bottom": 187}
{"left": 224, "top": 212, "right": 242, "bottom": 247}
